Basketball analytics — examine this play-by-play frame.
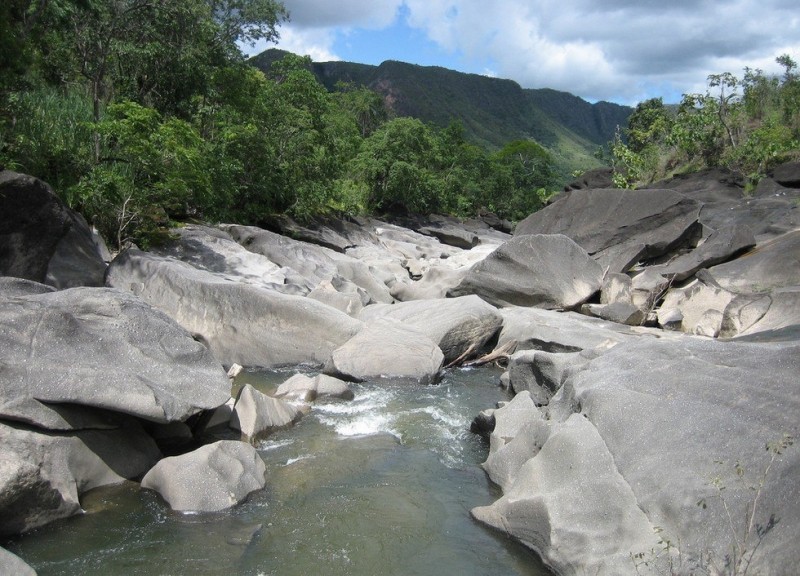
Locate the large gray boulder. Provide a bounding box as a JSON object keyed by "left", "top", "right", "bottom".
{"left": 0, "top": 284, "right": 230, "bottom": 424}
{"left": 359, "top": 296, "right": 502, "bottom": 363}
{"left": 0, "top": 419, "right": 161, "bottom": 536}
{"left": 0, "top": 170, "right": 106, "bottom": 288}
{"left": 514, "top": 188, "right": 702, "bottom": 272}
{"left": 474, "top": 337, "right": 800, "bottom": 575}
{"left": 448, "top": 234, "right": 604, "bottom": 309}
{"left": 324, "top": 319, "right": 444, "bottom": 384}
{"left": 141, "top": 440, "right": 266, "bottom": 512}
{"left": 106, "top": 249, "right": 363, "bottom": 368}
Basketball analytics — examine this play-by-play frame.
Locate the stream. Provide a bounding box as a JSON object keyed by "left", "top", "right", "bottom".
{"left": 6, "top": 366, "right": 550, "bottom": 576}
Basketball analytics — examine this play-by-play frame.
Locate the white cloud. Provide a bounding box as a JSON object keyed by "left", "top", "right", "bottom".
{"left": 257, "top": 0, "right": 800, "bottom": 104}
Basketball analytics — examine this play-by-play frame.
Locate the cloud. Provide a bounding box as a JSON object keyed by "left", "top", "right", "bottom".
{"left": 262, "top": 0, "right": 800, "bottom": 104}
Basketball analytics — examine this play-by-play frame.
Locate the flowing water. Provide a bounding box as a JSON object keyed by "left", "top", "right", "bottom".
{"left": 6, "top": 367, "right": 551, "bottom": 576}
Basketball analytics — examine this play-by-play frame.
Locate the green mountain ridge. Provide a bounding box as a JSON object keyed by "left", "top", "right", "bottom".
{"left": 250, "top": 49, "right": 632, "bottom": 179}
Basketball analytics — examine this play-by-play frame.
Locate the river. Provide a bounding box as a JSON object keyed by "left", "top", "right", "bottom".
{"left": 6, "top": 366, "right": 551, "bottom": 576}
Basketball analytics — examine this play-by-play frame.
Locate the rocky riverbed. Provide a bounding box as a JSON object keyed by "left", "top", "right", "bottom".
{"left": 1, "top": 165, "right": 799, "bottom": 575}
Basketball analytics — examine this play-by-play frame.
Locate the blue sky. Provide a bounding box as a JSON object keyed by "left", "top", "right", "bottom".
{"left": 243, "top": 0, "right": 800, "bottom": 106}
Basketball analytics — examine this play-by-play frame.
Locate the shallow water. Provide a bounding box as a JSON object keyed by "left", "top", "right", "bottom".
{"left": 6, "top": 367, "right": 550, "bottom": 576}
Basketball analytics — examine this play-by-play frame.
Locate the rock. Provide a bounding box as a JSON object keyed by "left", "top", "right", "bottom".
{"left": 600, "top": 272, "right": 633, "bottom": 305}
{"left": 106, "top": 249, "right": 363, "bottom": 368}
{"left": 515, "top": 188, "right": 702, "bottom": 273}
{"left": 0, "top": 170, "right": 106, "bottom": 288}
{"left": 417, "top": 223, "right": 479, "bottom": 249}
{"left": 359, "top": 296, "right": 502, "bottom": 363}
{"left": 0, "top": 546, "right": 37, "bottom": 575}
{"left": 153, "top": 225, "right": 296, "bottom": 293}
{"left": 390, "top": 265, "right": 468, "bottom": 301}
{"left": 721, "top": 288, "right": 800, "bottom": 339}
{"left": 324, "top": 319, "right": 444, "bottom": 384}
{"left": 448, "top": 234, "right": 604, "bottom": 309}
{"left": 506, "top": 349, "right": 595, "bottom": 403}
{"left": 478, "top": 337, "right": 800, "bottom": 575}
{"left": 274, "top": 374, "right": 354, "bottom": 402}
{"left": 227, "top": 364, "right": 244, "bottom": 379}
{"left": 771, "top": 161, "right": 800, "bottom": 187}
{"left": 141, "top": 440, "right": 266, "bottom": 512}
{"left": 630, "top": 268, "right": 672, "bottom": 313}
{"left": 308, "top": 283, "right": 364, "bottom": 317}
{"left": 700, "top": 230, "right": 800, "bottom": 294}
{"left": 651, "top": 168, "right": 800, "bottom": 242}
{"left": 649, "top": 223, "right": 756, "bottom": 282}
{"left": 482, "top": 392, "right": 551, "bottom": 492}
{"left": 0, "top": 284, "right": 230, "bottom": 424}
{"left": 563, "top": 167, "right": 614, "bottom": 191}
{"left": 657, "top": 279, "right": 735, "bottom": 337}
{"left": 581, "top": 301, "right": 646, "bottom": 326}
{"left": 496, "top": 307, "right": 645, "bottom": 355}
{"left": 472, "top": 413, "right": 663, "bottom": 575}
{"left": 230, "top": 385, "right": 303, "bottom": 443}
{"left": 223, "top": 224, "right": 394, "bottom": 305}
{"left": 0, "top": 419, "right": 161, "bottom": 536}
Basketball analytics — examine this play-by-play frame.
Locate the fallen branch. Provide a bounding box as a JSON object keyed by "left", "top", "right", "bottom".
{"left": 463, "top": 340, "right": 517, "bottom": 367}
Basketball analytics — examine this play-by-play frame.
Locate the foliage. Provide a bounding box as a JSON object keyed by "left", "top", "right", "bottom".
{"left": 2, "top": 2, "right": 562, "bottom": 244}
{"left": 612, "top": 55, "right": 800, "bottom": 189}
{"left": 73, "top": 101, "right": 209, "bottom": 249}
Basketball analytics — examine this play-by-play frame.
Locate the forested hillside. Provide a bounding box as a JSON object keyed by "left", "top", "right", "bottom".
{"left": 250, "top": 49, "right": 632, "bottom": 179}
{"left": 1, "top": 1, "right": 586, "bottom": 250}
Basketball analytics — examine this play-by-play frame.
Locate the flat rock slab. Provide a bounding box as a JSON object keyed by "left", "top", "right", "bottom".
{"left": 650, "top": 223, "right": 755, "bottom": 282}
{"left": 514, "top": 188, "right": 702, "bottom": 272}
{"left": 107, "top": 249, "right": 363, "bottom": 368}
{"left": 359, "top": 295, "right": 502, "bottom": 363}
{"left": 324, "top": 319, "right": 444, "bottom": 384}
{"left": 700, "top": 229, "right": 800, "bottom": 294}
{"left": 0, "top": 284, "right": 230, "bottom": 424}
{"left": 496, "top": 307, "right": 660, "bottom": 354}
{"left": 448, "top": 234, "right": 603, "bottom": 309}
{"left": 141, "top": 440, "right": 266, "bottom": 513}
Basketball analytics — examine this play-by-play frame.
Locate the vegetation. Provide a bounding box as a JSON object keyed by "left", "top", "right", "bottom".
{"left": 611, "top": 56, "right": 800, "bottom": 190}
{"left": 1, "top": 1, "right": 560, "bottom": 248}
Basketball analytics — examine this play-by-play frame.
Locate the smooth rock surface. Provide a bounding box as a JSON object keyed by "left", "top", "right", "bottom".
{"left": 107, "top": 249, "right": 363, "bottom": 368}
{"left": 0, "top": 546, "right": 37, "bottom": 575}
{"left": 141, "top": 440, "right": 266, "bottom": 512}
{"left": 0, "top": 285, "right": 230, "bottom": 424}
{"left": 359, "top": 296, "right": 502, "bottom": 363}
{"left": 324, "top": 319, "right": 444, "bottom": 384}
{"left": 477, "top": 337, "right": 800, "bottom": 575}
{"left": 0, "top": 170, "right": 106, "bottom": 288}
{"left": 448, "top": 234, "right": 604, "bottom": 309}
{"left": 515, "top": 188, "right": 702, "bottom": 272}
{"left": 231, "top": 385, "right": 303, "bottom": 443}
{"left": 0, "top": 420, "right": 160, "bottom": 536}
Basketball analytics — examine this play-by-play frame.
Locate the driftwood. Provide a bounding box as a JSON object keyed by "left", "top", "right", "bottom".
{"left": 462, "top": 340, "right": 517, "bottom": 368}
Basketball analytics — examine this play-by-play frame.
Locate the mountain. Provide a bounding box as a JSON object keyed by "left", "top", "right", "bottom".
{"left": 250, "top": 49, "right": 632, "bottom": 179}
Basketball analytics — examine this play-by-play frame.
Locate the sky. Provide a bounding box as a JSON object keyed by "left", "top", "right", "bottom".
{"left": 243, "top": 0, "right": 800, "bottom": 106}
